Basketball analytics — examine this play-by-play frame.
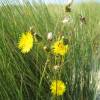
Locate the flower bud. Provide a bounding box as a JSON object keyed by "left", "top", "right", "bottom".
{"left": 43, "top": 46, "right": 50, "bottom": 52}
{"left": 62, "top": 36, "right": 69, "bottom": 45}
{"left": 47, "top": 32, "right": 53, "bottom": 41}
{"left": 53, "top": 65, "right": 60, "bottom": 70}
{"left": 29, "top": 26, "right": 35, "bottom": 34}
{"left": 34, "top": 32, "right": 42, "bottom": 42}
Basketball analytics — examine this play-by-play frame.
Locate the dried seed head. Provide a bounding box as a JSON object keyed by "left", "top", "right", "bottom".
{"left": 65, "top": 6, "right": 71, "bottom": 12}
{"left": 65, "top": 0, "right": 73, "bottom": 12}
{"left": 80, "top": 15, "right": 86, "bottom": 24}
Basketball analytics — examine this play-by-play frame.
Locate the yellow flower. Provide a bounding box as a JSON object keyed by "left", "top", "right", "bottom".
{"left": 18, "top": 32, "right": 33, "bottom": 53}
{"left": 50, "top": 80, "right": 66, "bottom": 96}
{"left": 52, "top": 40, "right": 69, "bottom": 56}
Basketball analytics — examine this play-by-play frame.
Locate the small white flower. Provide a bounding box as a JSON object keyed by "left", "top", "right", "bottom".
{"left": 62, "top": 17, "right": 69, "bottom": 24}
{"left": 47, "top": 32, "right": 53, "bottom": 41}
{"left": 43, "top": 46, "right": 47, "bottom": 50}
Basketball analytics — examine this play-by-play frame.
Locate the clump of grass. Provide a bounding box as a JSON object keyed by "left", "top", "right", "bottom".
{"left": 0, "top": 1, "right": 100, "bottom": 100}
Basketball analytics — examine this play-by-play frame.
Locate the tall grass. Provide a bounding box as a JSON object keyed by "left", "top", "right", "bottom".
{"left": 0, "top": 1, "right": 100, "bottom": 100}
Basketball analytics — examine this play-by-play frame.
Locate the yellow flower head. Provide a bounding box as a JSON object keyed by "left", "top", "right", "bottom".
{"left": 52, "top": 40, "right": 69, "bottom": 56}
{"left": 18, "top": 32, "right": 33, "bottom": 53}
{"left": 50, "top": 80, "right": 66, "bottom": 96}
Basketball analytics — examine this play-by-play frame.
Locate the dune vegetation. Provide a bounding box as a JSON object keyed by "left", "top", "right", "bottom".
{"left": 0, "top": 1, "right": 100, "bottom": 100}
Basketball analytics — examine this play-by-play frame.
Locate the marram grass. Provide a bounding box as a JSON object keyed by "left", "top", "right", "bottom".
{"left": 0, "top": 1, "right": 100, "bottom": 100}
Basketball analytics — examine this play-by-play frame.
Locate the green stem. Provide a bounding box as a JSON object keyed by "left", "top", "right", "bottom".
{"left": 36, "top": 55, "right": 49, "bottom": 100}
{"left": 39, "top": 56, "right": 49, "bottom": 88}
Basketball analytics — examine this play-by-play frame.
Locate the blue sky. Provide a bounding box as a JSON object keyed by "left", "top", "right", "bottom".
{"left": 43, "top": 0, "right": 100, "bottom": 3}
{"left": 0, "top": 0, "right": 100, "bottom": 4}
{"left": 27, "top": 0, "right": 100, "bottom": 4}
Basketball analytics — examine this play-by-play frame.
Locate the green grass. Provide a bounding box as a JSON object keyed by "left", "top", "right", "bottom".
{"left": 0, "top": 1, "right": 100, "bottom": 100}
